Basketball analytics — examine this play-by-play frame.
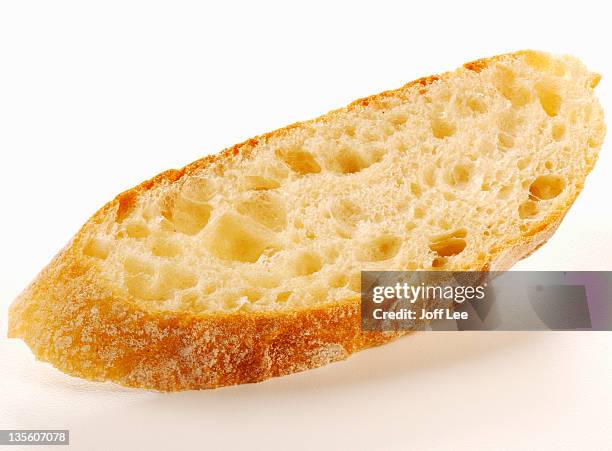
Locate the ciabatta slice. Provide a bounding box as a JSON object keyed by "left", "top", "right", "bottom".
{"left": 9, "top": 51, "right": 605, "bottom": 390}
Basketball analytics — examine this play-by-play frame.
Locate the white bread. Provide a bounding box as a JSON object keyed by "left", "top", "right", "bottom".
{"left": 8, "top": 51, "right": 605, "bottom": 390}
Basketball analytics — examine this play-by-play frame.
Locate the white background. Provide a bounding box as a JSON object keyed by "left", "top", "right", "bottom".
{"left": 1, "top": 1, "right": 611, "bottom": 450}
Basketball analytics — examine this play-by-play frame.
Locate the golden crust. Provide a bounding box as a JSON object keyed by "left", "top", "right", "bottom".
{"left": 7, "top": 51, "right": 602, "bottom": 391}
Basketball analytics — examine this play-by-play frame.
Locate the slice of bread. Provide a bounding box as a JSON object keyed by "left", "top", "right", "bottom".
{"left": 8, "top": 51, "right": 605, "bottom": 391}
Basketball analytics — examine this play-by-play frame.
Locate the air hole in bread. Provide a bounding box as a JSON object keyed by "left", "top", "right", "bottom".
{"left": 344, "top": 125, "right": 356, "bottom": 137}
{"left": 552, "top": 122, "right": 566, "bottom": 141}
{"left": 494, "top": 66, "right": 532, "bottom": 107}
{"left": 497, "top": 132, "right": 515, "bottom": 149}
{"left": 240, "top": 288, "right": 262, "bottom": 303}
{"left": 292, "top": 251, "right": 323, "bottom": 276}
{"left": 445, "top": 163, "right": 472, "bottom": 187}
{"left": 410, "top": 183, "right": 422, "bottom": 197}
{"left": 529, "top": 175, "right": 565, "bottom": 200}
{"left": 124, "top": 255, "right": 155, "bottom": 275}
{"left": 151, "top": 236, "right": 181, "bottom": 258}
{"left": 467, "top": 96, "right": 487, "bottom": 113}
{"left": 413, "top": 207, "right": 425, "bottom": 220}
{"left": 536, "top": 79, "right": 562, "bottom": 117}
{"left": 276, "top": 291, "right": 292, "bottom": 303}
{"left": 202, "top": 212, "right": 279, "bottom": 263}
{"left": 429, "top": 237, "right": 466, "bottom": 258}
{"left": 432, "top": 257, "right": 447, "bottom": 268}
{"left": 242, "top": 163, "right": 288, "bottom": 191}
{"left": 429, "top": 229, "right": 467, "bottom": 258}
{"left": 180, "top": 291, "right": 199, "bottom": 310}
{"left": 357, "top": 234, "right": 401, "bottom": 262}
{"left": 389, "top": 111, "right": 408, "bottom": 127}
{"left": 327, "top": 147, "right": 371, "bottom": 174}
{"left": 223, "top": 295, "right": 249, "bottom": 311}
{"left": 589, "top": 133, "right": 603, "bottom": 148}
{"left": 83, "top": 238, "right": 110, "bottom": 259}
{"left": 330, "top": 198, "right": 363, "bottom": 228}
{"left": 497, "top": 185, "right": 513, "bottom": 199}
{"left": 276, "top": 148, "right": 321, "bottom": 174}
{"left": 431, "top": 117, "right": 456, "bottom": 139}
{"left": 125, "top": 222, "right": 150, "bottom": 238}
{"left": 518, "top": 200, "right": 539, "bottom": 218}
{"left": 329, "top": 273, "right": 348, "bottom": 288}
{"left": 243, "top": 175, "right": 281, "bottom": 190}
{"left": 162, "top": 195, "right": 211, "bottom": 236}
{"left": 517, "top": 157, "right": 530, "bottom": 170}
{"left": 237, "top": 192, "right": 287, "bottom": 231}
{"left": 125, "top": 273, "right": 157, "bottom": 300}
{"left": 159, "top": 263, "right": 197, "bottom": 292}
